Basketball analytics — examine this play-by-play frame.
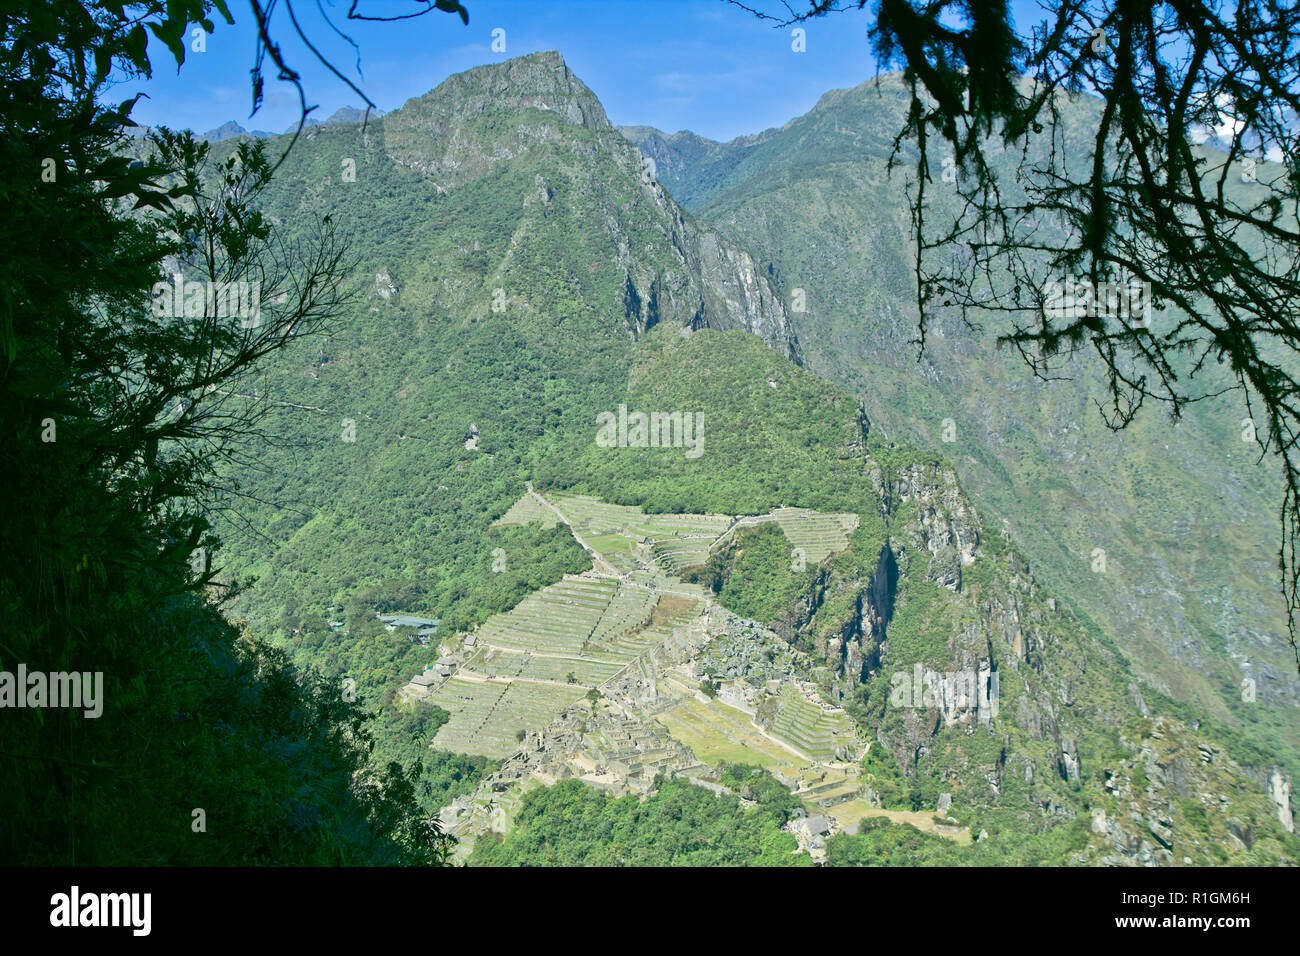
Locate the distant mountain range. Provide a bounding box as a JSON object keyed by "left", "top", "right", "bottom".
{"left": 122, "top": 105, "right": 386, "bottom": 143}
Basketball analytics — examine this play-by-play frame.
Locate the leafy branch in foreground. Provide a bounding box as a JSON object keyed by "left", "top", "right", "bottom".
{"left": 0, "top": 0, "right": 454, "bottom": 863}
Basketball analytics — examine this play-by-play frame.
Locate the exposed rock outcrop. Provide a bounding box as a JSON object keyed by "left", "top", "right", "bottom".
{"left": 380, "top": 51, "right": 801, "bottom": 360}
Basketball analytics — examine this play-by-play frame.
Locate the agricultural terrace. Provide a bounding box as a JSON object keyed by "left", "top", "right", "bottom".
{"left": 767, "top": 686, "right": 857, "bottom": 760}
{"left": 651, "top": 674, "right": 865, "bottom": 815}
{"left": 491, "top": 494, "right": 559, "bottom": 529}
{"left": 722, "top": 508, "right": 859, "bottom": 566}
{"left": 538, "top": 492, "right": 857, "bottom": 572}
{"left": 427, "top": 677, "right": 586, "bottom": 758}
{"left": 437, "top": 493, "right": 861, "bottom": 760}
{"left": 654, "top": 676, "right": 805, "bottom": 776}
{"left": 429, "top": 575, "right": 706, "bottom": 757}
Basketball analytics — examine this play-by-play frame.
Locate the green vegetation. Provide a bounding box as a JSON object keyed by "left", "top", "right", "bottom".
{"left": 767, "top": 688, "right": 856, "bottom": 760}
{"left": 859, "top": 744, "right": 912, "bottom": 810}
{"left": 470, "top": 777, "right": 807, "bottom": 866}
{"left": 655, "top": 694, "right": 803, "bottom": 774}
{"left": 623, "top": 82, "right": 1300, "bottom": 780}
{"left": 718, "top": 764, "right": 802, "bottom": 824}
{"left": 204, "top": 68, "right": 1296, "bottom": 863}
{"left": 549, "top": 325, "right": 883, "bottom": 517}
{"left": 205, "top": 118, "right": 890, "bottom": 783}
{"left": 11, "top": 0, "right": 1293, "bottom": 869}
{"left": 824, "top": 816, "right": 1088, "bottom": 866}
{"left": 877, "top": 577, "right": 955, "bottom": 671}
{"left": 826, "top": 818, "right": 973, "bottom": 865}
{"left": 1, "top": 0, "right": 455, "bottom": 863}
{"left": 697, "top": 523, "right": 813, "bottom": 624}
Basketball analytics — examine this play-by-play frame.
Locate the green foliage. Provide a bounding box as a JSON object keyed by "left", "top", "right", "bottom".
{"left": 877, "top": 577, "right": 953, "bottom": 670}
{"left": 625, "top": 86, "right": 1299, "bottom": 781}
{"left": 203, "top": 124, "right": 889, "bottom": 793}
{"left": 27, "top": 34, "right": 1278, "bottom": 868}
{"left": 695, "top": 523, "right": 812, "bottom": 624}
{"left": 718, "top": 764, "right": 801, "bottom": 825}
{"left": 825, "top": 818, "right": 969, "bottom": 866}
{"left": 825, "top": 813, "right": 1097, "bottom": 866}
{"left": 469, "top": 777, "right": 807, "bottom": 866}
{"left": 547, "top": 325, "right": 883, "bottom": 516}
{"left": 860, "top": 744, "right": 910, "bottom": 809}
{"left": 0, "top": 0, "right": 453, "bottom": 863}
{"left": 807, "top": 519, "right": 891, "bottom": 641}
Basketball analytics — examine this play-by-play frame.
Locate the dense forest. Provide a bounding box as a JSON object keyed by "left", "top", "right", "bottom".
{"left": 0, "top": 0, "right": 455, "bottom": 864}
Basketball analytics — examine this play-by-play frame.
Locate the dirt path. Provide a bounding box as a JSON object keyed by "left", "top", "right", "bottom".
{"left": 526, "top": 483, "right": 621, "bottom": 576}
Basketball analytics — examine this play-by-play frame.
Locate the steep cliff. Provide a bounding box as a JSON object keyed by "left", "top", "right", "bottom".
{"left": 814, "top": 448, "right": 1294, "bottom": 863}
{"left": 380, "top": 51, "right": 799, "bottom": 359}
{"left": 622, "top": 79, "right": 1300, "bottom": 785}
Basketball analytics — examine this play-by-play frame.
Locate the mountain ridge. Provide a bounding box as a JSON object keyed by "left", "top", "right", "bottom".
{"left": 620, "top": 74, "right": 1300, "bottom": 781}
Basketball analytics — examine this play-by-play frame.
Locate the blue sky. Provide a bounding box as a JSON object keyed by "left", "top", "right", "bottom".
{"left": 121, "top": 0, "right": 1050, "bottom": 142}
{"left": 122, "top": 0, "right": 885, "bottom": 141}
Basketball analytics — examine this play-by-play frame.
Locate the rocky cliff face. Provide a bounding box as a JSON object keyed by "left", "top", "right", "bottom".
{"left": 792, "top": 459, "right": 980, "bottom": 689}
{"left": 379, "top": 51, "right": 800, "bottom": 359}
{"left": 618, "top": 205, "right": 801, "bottom": 363}
{"left": 624, "top": 88, "right": 1300, "bottom": 773}
{"left": 762, "top": 445, "right": 1297, "bottom": 863}
{"left": 385, "top": 50, "right": 615, "bottom": 178}
{"left": 1080, "top": 719, "right": 1297, "bottom": 865}
{"left": 888, "top": 462, "right": 980, "bottom": 590}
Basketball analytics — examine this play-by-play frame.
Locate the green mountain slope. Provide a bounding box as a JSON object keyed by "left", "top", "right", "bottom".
{"left": 187, "top": 53, "right": 1295, "bottom": 863}
{"left": 621, "top": 75, "right": 1300, "bottom": 783}
{"left": 199, "top": 50, "right": 803, "bottom": 812}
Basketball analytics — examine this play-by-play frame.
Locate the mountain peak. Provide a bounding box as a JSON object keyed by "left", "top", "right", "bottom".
{"left": 200, "top": 120, "right": 250, "bottom": 142}
{"left": 393, "top": 50, "right": 610, "bottom": 132}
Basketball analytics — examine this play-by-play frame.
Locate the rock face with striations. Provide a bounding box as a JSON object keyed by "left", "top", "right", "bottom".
{"left": 380, "top": 51, "right": 800, "bottom": 359}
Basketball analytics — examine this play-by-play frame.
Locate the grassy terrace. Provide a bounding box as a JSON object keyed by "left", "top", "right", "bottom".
{"left": 640, "top": 513, "right": 734, "bottom": 572}
{"left": 547, "top": 493, "right": 733, "bottom": 572}
{"left": 609, "top": 594, "right": 705, "bottom": 661}
{"left": 719, "top": 509, "right": 859, "bottom": 565}
{"left": 826, "top": 801, "right": 974, "bottom": 844}
{"left": 492, "top": 493, "right": 560, "bottom": 529}
{"left": 506, "top": 491, "right": 859, "bottom": 573}
{"left": 429, "top": 677, "right": 587, "bottom": 758}
{"left": 438, "top": 493, "right": 858, "bottom": 761}
{"left": 649, "top": 538, "right": 714, "bottom": 573}
{"left": 473, "top": 576, "right": 617, "bottom": 656}
{"left": 464, "top": 647, "right": 624, "bottom": 685}
{"left": 430, "top": 575, "right": 708, "bottom": 756}
{"left": 769, "top": 508, "right": 859, "bottom": 565}
{"left": 583, "top": 533, "right": 640, "bottom": 573}
{"left": 585, "top": 584, "right": 659, "bottom": 649}
{"left": 655, "top": 691, "right": 804, "bottom": 775}
{"left": 768, "top": 687, "right": 857, "bottom": 760}
{"left": 547, "top": 493, "right": 646, "bottom": 535}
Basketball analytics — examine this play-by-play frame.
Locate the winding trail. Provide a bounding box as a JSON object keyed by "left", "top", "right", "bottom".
{"left": 525, "top": 482, "right": 621, "bottom": 577}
